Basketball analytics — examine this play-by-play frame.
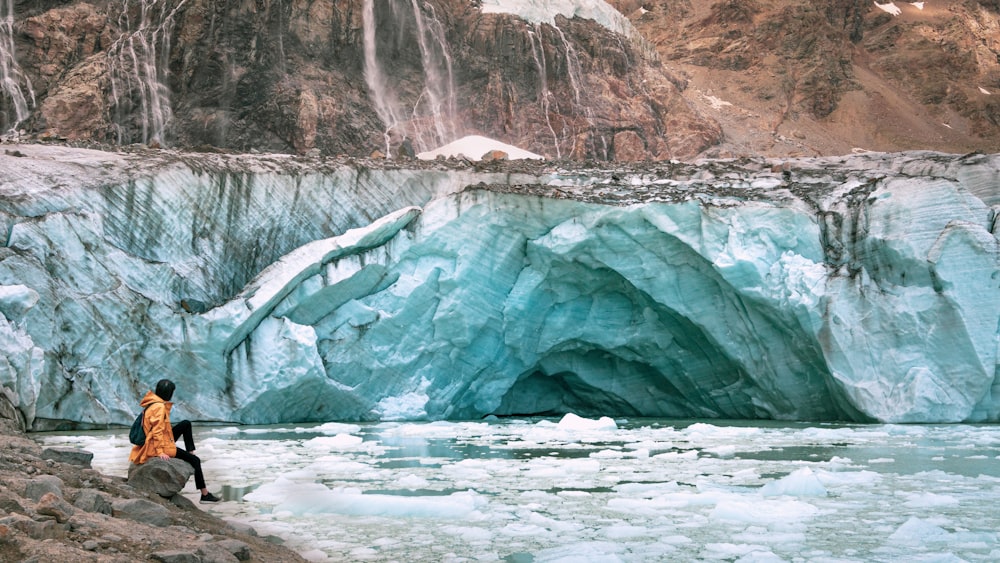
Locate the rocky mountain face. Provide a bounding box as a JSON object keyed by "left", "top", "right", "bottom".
{"left": 615, "top": 0, "right": 1000, "bottom": 156}
{"left": 3, "top": 1, "right": 997, "bottom": 159}
{"left": 1, "top": 0, "right": 720, "bottom": 160}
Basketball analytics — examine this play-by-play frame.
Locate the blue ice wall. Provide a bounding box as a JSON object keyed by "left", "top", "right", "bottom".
{"left": 0, "top": 147, "right": 997, "bottom": 428}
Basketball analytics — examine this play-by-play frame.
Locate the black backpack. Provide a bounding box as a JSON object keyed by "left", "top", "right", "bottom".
{"left": 128, "top": 408, "right": 147, "bottom": 446}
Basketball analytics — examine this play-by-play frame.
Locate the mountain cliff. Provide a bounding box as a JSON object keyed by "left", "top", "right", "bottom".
{"left": 616, "top": 0, "right": 1000, "bottom": 156}
{"left": 3, "top": 0, "right": 999, "bottom": 158}
{"left": 2, "top": 0, "right": 720, "bottom": 160}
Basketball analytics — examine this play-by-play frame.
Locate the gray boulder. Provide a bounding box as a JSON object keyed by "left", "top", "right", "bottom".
{"left": 214, "top": 539, "right": 252, "bottom": 561}
{"left": 41, "top": 446, "right": 94, "bottom": 468}
{"left": 196, "top": 544, "right": 240, "bottom": 563}
{"left": 24, "top": 475, "right": 64, "bottom": 501}
{"left": 111, "top": 498, "right": 172, "bottom": 527}
{"left": 127, "top": 458, "right": 194, "bottom": 498}
{"left": 73, "top": 489, "right": 113, "bottom": 515}
{"left": 150, "top": 550, "right": 202, "bottom": 563}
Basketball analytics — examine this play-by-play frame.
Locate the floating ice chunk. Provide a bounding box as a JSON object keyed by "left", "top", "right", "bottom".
{"left": 710, "top": 498, "right": 819, "bottom": 523}
{"left": 875, "top": 2, "right": 902, "bottom": 16}
{"left": 705, "top": 445, "right": 738, "bottom": 458}
{"left": 612, "top": 482, "right": 681, "bottom": 496}
{"left": 525, "top": 457, "right": 601, "bottom": 477}
{"left": 299, "top": 549, "right": 329, "bottom": 562}
{"left": 703, "top": 543, "right": 783, "bottom": 562}
{"left": 903, "top": 492, "right": 960, "bottom": 508}
{"left": 302, "top": 434, "right": 364, "bottom": 449}
{"left": 307, "top": 422, "right": 363, "bottom": 435}
{"left": 248, "top": 478, "right": 487, "bottom": 518}
{"left": 439, "top": 525, "right": 494, "bottom": 541}
{"left": 397, "top": 474, "right": 430, "bottom": 489}
{"left": 531, "top": 540, "right": 628, "bottom": 561}
{"left": 761, "top": 468, "right": 827, "bottom": 497}
{"left": 888, "top": 517, "right": 953, "bottom": 543}
{"left": 813, "top": 469, "right": 881, "bottom": 488}
{"left": 683, "top": 423, "right": 761, "bottom": 440}
{"left": 602, "top": 525, "right": 654, "bottom": 539}
{"left": 557, "top": 413, "right": 618, "bottom": 431}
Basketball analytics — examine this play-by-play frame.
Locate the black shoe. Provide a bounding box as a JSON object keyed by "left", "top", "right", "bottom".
{"left": 200, "top": 492, "right": 221, "bottom": 503}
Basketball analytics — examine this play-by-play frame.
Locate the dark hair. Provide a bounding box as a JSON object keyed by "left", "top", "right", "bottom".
{"left": 154, "top": 379, "right": 175, "bottom": 401}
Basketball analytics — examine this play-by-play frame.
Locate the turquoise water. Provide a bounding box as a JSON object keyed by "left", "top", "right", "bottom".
{"left": 39, "top": 418, "right": 1000, "bottom": 562}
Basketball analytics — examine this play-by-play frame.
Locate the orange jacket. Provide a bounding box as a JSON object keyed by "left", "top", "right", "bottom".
{"left": 128, "top": 391, "right": 177, "bottom": 464}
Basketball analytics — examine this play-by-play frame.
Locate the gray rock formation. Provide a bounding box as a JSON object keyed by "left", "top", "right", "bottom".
{"left": 23, "top": 475, "right": 63, "bottom": 502}
{"left": 41, "top": 446, "right": 93, "bottom": 468}
{"left": 111, "top": 498, "right": 173, "bottom": 527}
{"left": 127, "top": 458, "right": 195, "bottom": 499}
{"left": 72, "top": 489, "right": 113, "bottom": 515}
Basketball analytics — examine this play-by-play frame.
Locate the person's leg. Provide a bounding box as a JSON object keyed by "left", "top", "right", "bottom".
{"left": 174, "top": 448, "right": 206, "bottom": 490}
{"left": 172, "top": 419, "right": 196, "bottom": 452}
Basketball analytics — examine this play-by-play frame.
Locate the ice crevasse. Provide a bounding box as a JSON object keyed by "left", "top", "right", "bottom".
{"left": 0, "top": 147, "right": 997, "bottom": 428}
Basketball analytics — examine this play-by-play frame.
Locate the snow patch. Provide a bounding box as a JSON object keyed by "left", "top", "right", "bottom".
{"left": 416, "top": 135, "right": 544, "bottom": 161}
{"left": 703, "top": 93, "right": 733, "bottom": 111}
{"left": 480, "top": 0, "right": 634, "bottom": 38}
{"left": 875, "top": 2, "right": 902, "bottom": 16}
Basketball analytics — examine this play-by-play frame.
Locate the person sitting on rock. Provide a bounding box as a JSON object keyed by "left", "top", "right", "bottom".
{"left": 129, "top": 378, "right": 221, "bottom": 503}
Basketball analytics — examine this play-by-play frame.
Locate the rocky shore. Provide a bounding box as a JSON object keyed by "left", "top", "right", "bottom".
{"left": 0, "top": 419, "right": 306, "bottom": 563}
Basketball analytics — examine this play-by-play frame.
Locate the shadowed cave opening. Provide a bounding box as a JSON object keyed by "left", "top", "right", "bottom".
{"left": 491, "top": 370, "right": 642, "bottom": 418}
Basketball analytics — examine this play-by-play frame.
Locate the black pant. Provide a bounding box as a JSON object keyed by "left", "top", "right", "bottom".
{"left": 172, "top": 420, "right": 206, "bottom": 490}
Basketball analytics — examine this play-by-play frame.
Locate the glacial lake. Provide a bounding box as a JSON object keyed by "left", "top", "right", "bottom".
{"left": 38, "top": 417, "right": 1000, "bottom": 562}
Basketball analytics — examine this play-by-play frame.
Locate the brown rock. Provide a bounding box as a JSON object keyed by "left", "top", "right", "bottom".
{"left": 35, "top": 492, "right": 75, "bottom": 523}
{"left": 38, "top": 55, "right": 110, "bottom": 141}
{"left": 293, "top": 88, "right": 320, "bottom": 153}
{"left": 0, "top": 514, "right": 65, "bottom": 540}
{"left": 21, "top": 4, "right": 110, "bottom": 94}
{"left": 612, "top": 130, "right": 647, "bottom": 162}
{"left": 481, "top": 150, "right": 508, "bottom": 162}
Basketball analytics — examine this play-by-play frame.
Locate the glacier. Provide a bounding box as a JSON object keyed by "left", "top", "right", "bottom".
{"left": 0, "top": 146, "right": 997, "bottom": 429}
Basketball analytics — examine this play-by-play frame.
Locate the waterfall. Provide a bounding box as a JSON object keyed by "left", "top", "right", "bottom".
{"left": 362, "top": 0, "right": 457, "bottom": 154}
{"left": 528, "top": 26, "right": 562, "bottom": 160}
{"left": 552, "top": 22, "right": 607, "bottom": 160}
{"left": 0, "top": 0, "right": 34, "bottom": 134}
{"left": 363, "top": 0, "right": 403, "bottom": 154}
{"left": 107, "top": 0, "right": 186, "bottom": 145}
